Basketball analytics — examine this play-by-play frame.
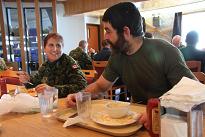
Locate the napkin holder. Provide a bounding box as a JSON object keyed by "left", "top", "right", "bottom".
{"left": 160, "top": 103, "right": 204, "bottom": 137}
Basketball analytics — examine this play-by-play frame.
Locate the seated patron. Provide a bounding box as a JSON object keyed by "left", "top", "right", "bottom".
{"left": 66, "top": 2, "right": 196, "bottom": 128}
{"left": 69, "top": 40, "right": 93, "bottom": 70}
{"left": 172, "top": 35, "right": 185, "bottom": 49}
{"left": 18, "top": 33, "right": 87, "bottom": 98}
{"left": 91, "top": 40, "right": 111, "bottom": 61}
{"left": 180, "top": 31, "right": 205, "bottom": 72}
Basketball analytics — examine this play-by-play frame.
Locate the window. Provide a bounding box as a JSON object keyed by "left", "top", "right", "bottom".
{"left": 182, "top": 12, "right": 205, "bottom": 50}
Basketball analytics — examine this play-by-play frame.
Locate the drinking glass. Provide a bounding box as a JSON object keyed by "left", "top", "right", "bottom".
{"left": 38, "top": 91, "right": 53, "bottom": 118}
{"left": 44, "top": 87, "right": 58, "bottom": 112}
{"left": 76, "top": 91, "right": 91, "bottom": 121}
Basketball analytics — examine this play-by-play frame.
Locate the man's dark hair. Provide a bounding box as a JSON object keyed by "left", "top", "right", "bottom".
{"left": 185, "top": 31, "right": 198, "bottom": 47}
{"left": 102, "top": 2, "right": 144, "bottom": 37}
{"left": 144, "top": 32, "right": 153, "bottom": 38}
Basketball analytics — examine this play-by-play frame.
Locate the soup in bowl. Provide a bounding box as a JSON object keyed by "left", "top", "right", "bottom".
{"left": 105, "top": 101, "right": 130, "bottom": 119}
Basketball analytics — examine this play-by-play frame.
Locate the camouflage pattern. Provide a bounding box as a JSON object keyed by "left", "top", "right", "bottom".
{"left": 25, "top": 53, "right": 87, "bottom": 98}
{"left": 0, "top": 58, "right": 7, "bottom": 71}
{"left": 69, "top": 47, "right": 93, "bottom": 70}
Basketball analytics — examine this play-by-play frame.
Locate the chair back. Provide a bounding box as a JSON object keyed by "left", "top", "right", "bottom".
{"left": 92, "top": 61, "right": 108, "bottom": 78}
{"left": 5, "top": 77, "right": 21, "bottom": 85}
{"left": 82, "top": 70, "right": 97, "bottom": 84}
{"left": 0, "top": 70, "right": 19, "bottom": 78}
{"left": 186, "top": 61, "right": 201, "bottom": 72}
{"left": 193, "top": 72, "right": 205, "bottom": 84}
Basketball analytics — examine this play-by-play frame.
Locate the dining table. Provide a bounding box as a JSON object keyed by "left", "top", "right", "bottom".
{"left": 0, "top": 84, "right": 205, "bottom": 137}
{"left": 0, "top": 98, "right": 150, "bottom": 137}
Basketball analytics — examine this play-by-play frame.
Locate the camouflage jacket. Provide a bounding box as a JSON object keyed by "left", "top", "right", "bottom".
{"left": 69, "top": 47, "right": 93, "bottom": 70}
{"left": 26, "top": 53, "right": 87, "bottom": 98}
{"left": 0, "top": 58, "right": 7, "bottom": 71}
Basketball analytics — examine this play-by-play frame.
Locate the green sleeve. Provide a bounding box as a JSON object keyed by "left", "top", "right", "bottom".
{"left": 25, "top": 65, "right": 46, "bottom": 89}
{"left": 82, "top": 52, "right": 93, "bottom": 69}
{"left": 164, "top": 46, "right": 196, "bottom": 86}
{"left": 54, "top": 67, "right": 87, "bottom": 98}
{"left": 102, "top": 55, "right": 119, "bottom": 82}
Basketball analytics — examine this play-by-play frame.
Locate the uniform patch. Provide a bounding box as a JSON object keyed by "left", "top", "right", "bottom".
{"left": 72, "top": 64, "right": 78, "bottom": 69}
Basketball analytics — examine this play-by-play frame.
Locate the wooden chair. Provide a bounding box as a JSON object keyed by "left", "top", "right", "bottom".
{"left": 81, "top": 69, "right": 97, "bottom": 84}
{"left": 92, "top": 61, "right": 127, "bottom": 100}
{"left": 0, "top": 70, "right": 21, "bottom": 85}
{"left": 0, "top": 70, "right": 19, "bottom": 78}
{"left": 193, "top": 72, "right": 205, "bottom": 84}
{"left": 92, "top": 61, "right": 108, "bottom": 79}
{"left": 186, "top": 61, "right": 201, "bottom": 72}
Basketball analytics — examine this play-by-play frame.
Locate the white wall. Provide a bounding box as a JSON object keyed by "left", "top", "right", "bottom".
{"left": 57, "top": 4, "right": 86, "bottom": 54}
{"left": 57, "top": 4, "right": 101, "bottom": 54}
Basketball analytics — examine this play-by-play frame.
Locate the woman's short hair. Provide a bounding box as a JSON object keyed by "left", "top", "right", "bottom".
{"left": 102, "top": 2, "right": 144, "bottom": 37}
{"left": 43, "top": 32, "right": 64, "bottom": 48}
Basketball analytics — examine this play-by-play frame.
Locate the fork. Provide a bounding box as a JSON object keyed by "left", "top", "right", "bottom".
{"left": 14, "top": 86, "right": 21, "bottom": 99}
{"left": 24, "top": 81, "right": 34, "bottom": 86}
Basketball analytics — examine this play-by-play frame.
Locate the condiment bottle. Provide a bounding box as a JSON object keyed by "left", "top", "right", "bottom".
{"left": 0, "top": 78, "right": 7, "bottom": 97}
{"left": 147, "top": 98, "right": 160, "bottom": 137}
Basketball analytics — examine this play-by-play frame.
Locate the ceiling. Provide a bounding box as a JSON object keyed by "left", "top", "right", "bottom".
{"left": 83, "top": 0, "right": 205, "bottom": 17}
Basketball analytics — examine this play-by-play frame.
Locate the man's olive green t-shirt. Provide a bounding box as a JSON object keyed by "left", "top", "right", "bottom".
{"left": 103, "top": 38, "right": 195, "bottom": 104}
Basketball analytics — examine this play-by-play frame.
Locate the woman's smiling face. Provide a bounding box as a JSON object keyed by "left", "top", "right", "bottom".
{"left": 44, "top": 37, "right": 63, "bottom": 62}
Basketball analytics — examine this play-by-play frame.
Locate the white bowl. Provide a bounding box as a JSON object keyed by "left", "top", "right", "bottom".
{"left": 105, "top": 101, "right": 130, "bottom": 119}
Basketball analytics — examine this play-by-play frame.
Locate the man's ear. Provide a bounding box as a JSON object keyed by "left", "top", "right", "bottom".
{"left": 123, "top": 26, "right": 131, "bottom": 40}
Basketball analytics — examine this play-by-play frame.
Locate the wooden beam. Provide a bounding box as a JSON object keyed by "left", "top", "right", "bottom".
{"left": 52, "top": 0, "right": 57, "bottom": 32}
{"left": 64, "top": 0, "right": 148, "bottom": 16}
{"left": 17, "top": 0, "right": 26, "bottom": 71}
{"left": 0, "top": 0, "right": 7, "bottom": 61}
{"left": 34, "top": 0, "right": 43, "bottom": 66}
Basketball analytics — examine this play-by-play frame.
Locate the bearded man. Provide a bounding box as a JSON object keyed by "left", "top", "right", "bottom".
{"left": 66, "top": 2, "right": 196, "bottom": 127}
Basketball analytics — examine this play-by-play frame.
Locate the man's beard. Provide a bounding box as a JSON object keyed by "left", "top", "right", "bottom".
{"left": 107, "top": 33, "right": 129, "bottom": 54}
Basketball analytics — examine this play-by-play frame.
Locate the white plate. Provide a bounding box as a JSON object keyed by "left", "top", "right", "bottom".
{"left": 91, "top": 111, "right": 140, "bottom": 127}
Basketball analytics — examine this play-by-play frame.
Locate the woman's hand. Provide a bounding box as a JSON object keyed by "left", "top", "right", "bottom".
{"left": 66, "top": 93, "right": 77, "bottom": 108}
{"left": 17, "top": 71, "right": 30, "bottom": 84}
{"left": 35, "top": 84, "right": 50, "bottom": 93}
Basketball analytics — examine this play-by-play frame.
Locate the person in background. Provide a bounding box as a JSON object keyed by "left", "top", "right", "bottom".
{"left": 180, "top": 31, "right": 205, "bottom": 72}
{"left": 18, "top": 33, "right": 87, "bottom": 98}
{"left": 172, "top": 35, "right": 185, "bottom": 49}
{"left": 0, "top": 57, "right": 7, "bottom": 71}
{"left": 66, "top": 2, "right": 196, "bottom": 127}
{"left": 90, "top": 40, "right": 112, "bottom": 61}
{"left": 69, "top": 40, "right": 93, "bottom": 70}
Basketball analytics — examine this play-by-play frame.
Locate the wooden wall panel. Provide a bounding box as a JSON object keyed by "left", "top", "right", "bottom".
{"left": 64, "top": 0, "right": 148, "bottom": 16}
{"left": 17, "top": 0, "right": 26, "bottom": 71}
{"left": 52, "top": 0, "right": 57, "bottom": 32}
{"left": 34, "top": 0, "right": 43, "bottom": 66}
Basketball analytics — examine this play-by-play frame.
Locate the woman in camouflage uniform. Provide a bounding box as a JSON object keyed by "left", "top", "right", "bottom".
{"left": 18, "top": 33, "right": 87, "bottom": 98}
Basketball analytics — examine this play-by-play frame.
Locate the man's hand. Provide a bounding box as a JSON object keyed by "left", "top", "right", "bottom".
{"left": 35, "top": 84, "right": 50, "bottom": 93}
{"left": 138, "top": 112, "right": 149, "bottom": 129}
{"left": 66, "top": 94, "right": 77, "bottom": 108}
